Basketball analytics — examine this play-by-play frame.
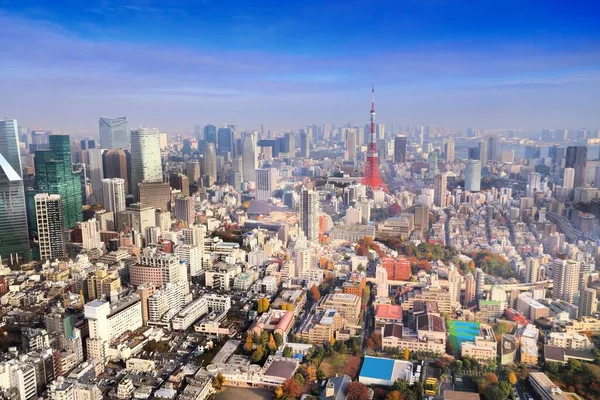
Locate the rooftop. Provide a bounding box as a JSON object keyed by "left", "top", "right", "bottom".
{"left": 375, "top": 304, "right": 403, "bottom": 320}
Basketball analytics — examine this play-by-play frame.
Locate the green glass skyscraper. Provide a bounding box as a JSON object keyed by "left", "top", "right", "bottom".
{"left": 35, "top": 135, "right": 83, "bottom": 228}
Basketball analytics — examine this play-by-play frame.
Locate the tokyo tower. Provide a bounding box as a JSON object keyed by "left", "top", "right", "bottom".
{"left": 362, "top": 85, "right": 389, "bottom": 193}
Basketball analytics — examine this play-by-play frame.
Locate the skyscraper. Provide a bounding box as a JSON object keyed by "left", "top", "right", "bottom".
{"left": 217, "top": 127, "right": 235, "bottom": 159}
{"left": 300, "top": 188, "right": 319, "bottom": 240}
{"left": 174, "top": 196, "right": 195, "bottom": 227}
{"left": 242, "top": 133, "right": 257, "bottom": 183}
{"left": 528, "top": 172, "right": 542, "bottom": 197}
{"left": 284, "top": 132, "right": 295, "bottom": 157}
{"left": 465, "top": 159, "right": 482, "bottom": 192}
{"left": 433, "top": 173, "right": 447, "bottom": 208}
{"left": 131, "top": 128, "right": 162, "bottom": 198}
{"left": 0, "top": 118, "right": 30, "bottom": 264}
{"left": 476, "top": 268, "right": 485, "bottom": 302}
{"left": 203, "top": 143, "right": 217, "bottom": 185}
{"left": 552, "top": 258, "right": 580, "bottom": 303}
{"left": 35, "top": 135, "right": 83, "bottom": 228}
{"left": 35, "top": 193, "right": 65, "bottom": 260}
{"left": 428, "top": 150, "right": 439, "bottom": 179}
{"left": 103, "top": 149, "right": 130, "bottom": 195}
{"left": 99, "top": 117, "right": 129, "bottom": 150}
{"left": 394, "top": 135, "right": 407, "bottom": 163}
{"left": 444, "top": 139, "right": 455, "bottom": 163}
{"left": 300, "top": 131, "right": 309, "bottom": 158}
{"left": 565, "top": 146, "right": 587, "bottom": 188}
{"left": 346, "top": 129, "right": 357, "bottom": 161}
{"left": 87, "top": 148, "right": 104, "bottom": 203}
{"left": 101, "top": 178, "right": 126, "bottom": 217}
{"left": 478, "top": 135, "right": 497, "bottom": 165}
{"left": 255, "top": 168, "right": 278, "bottom": 201}
{"left": 563, "top": 167, "right": 575, "bottom": 189}
{"left": 204, "top": 125, "right": 217, "bottom": 146}
{"left": 169, "top": 173, "right": 190, "bottom": 197}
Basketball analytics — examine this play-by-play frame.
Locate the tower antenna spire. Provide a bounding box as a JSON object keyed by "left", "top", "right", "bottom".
{"left": 362, "top": 84, "right": 389, "bottom": 193}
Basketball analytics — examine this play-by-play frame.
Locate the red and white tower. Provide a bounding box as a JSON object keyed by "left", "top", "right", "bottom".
{"left": 362, "top": 85, "right": 389, "bottom": 193}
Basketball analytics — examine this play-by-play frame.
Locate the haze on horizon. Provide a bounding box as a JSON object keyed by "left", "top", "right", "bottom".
{"left": 1, "top": 0, "right": 600, "bottom": 134}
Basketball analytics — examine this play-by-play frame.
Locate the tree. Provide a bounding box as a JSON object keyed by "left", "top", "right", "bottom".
{"left": 508, "top": 372, "right": 517, "bottom": 386}
{"left": 251, "top": 345, "right": 264, "bottom": 362}
{"left": 283, "top": 347, "right": 293, "bottom": 358}
{"left": 274, "top": 332, "right": 283, "bottom": 348}
{"left": 261, "top": 330, "right": 269, "bottom": 345}
{"left": 310, "top": 285, "right": 321, "bottom": 302}
{"left": 305, "top": 365, "right": 317, "bottom": 382}
{"left": 268, "top": 334, "right": 277, "bottom": 351}
{"left": 346, "top": 382, "right": 370, "bottom": 400}
{"left": 317, "top": 369, "right": 326, "bottom": 381}
{"left": 257, "top": 297, "right": 270, "bottom": 313}
{"left": 386, "top": 391, "right": 403, "bottom": 400}
{"left": 245, "top": 335, "right": 254, "bottom": 352}
{"left": 295, "top": 373, "right": 305, "bottom": 386}
{"left": 485, "top": 382, "right": 510, "bottom": 400}
{"left": 212, "top": 373, "right": 225, "bottom": 390}
{"left": 403, "top": 348, "right": 410, "bottom": 361}
{"left": 282, "top": 378, "right": 303, "bottom": 398}
{"left": 273, "top": 387, "right": 284, "bottom": 399}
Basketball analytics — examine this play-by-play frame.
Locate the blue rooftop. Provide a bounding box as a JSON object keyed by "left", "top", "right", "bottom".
{"left": 359, "top": 356, "right": 395, "bottom": 381}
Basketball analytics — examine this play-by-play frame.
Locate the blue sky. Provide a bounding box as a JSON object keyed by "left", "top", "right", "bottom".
{"left": 1, "top": 0, "right": 600, "bottom": 134}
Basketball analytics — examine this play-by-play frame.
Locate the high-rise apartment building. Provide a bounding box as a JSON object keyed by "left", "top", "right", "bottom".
{"left": 185, "top": 161, "right": 201, "bottom": 185}
{"left": 465, "top": 159, "right": 482, "bottom": 192}
{"left": 528, "top": 172, "right": 542, "bottom": 197}
{"left": 103, "top": 149, "right": 129, "bottom": 195}
{"left": 99, "top": 117, "right": 129, "bottom": 150}
{"left": 130, "top": 128, "right": 162, "bottom": 198}
{"left": 579, "top": 288, "right": 598, "bottom": 318}
{"left": 255, "top": 168, "right": 278, "bottom": 201}
{"left": 0, "top": 118, "right": 30, "bottom": 264}
{"left": 394, "top": 135, "right": 407, "bottom": 163}
{"left": 565, "top": 146, "right": 587, "bottom": 188}
{"left": 203, "top": 143, "right": 217, "bottom": 185}
{"left": 101, "top": 178, "right": 126, "bottom": 219}
{"left": 34, "top": 135, "right": 83, "bottom": 228}
{"left": 552, "top": 258, "right": 580, "bottom": 304}
{"left": 433, "top": 173, "right": 447, "bottom": 208}
{"left": 525, "top": 257, "right": 540, "bottom": 284}
{"left": 35, "top": 194, "right": 66, "bottom": 260}
{"left": 300, "top": 189, "right": 319, "bottom": 240}
{"left": 464, "top": 272, "right": 476, "bottom": 305}
{"left": 476, "top": 268, "right": 485, "bottom": 302}
{"left": 242, "top": 133, "right": 257, "bottom": 183}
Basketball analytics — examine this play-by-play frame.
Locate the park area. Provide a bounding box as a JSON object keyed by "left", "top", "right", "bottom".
{"left": 448, "top": 320, "right": 481, "bottom": 353}
{"left": 319, "top": 353, "right": 362, "bottom": 379}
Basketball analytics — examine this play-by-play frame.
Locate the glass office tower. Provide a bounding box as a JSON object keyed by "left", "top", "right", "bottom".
{"left": 0, "top": 118, "right": 31, "bottom": 264}
{"left": 35, "top": 135, "right": 83, "bottom": 228}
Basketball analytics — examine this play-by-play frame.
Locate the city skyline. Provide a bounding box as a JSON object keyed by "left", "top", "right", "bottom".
{"left": 1, "top": 1, "right": 600, "bottom": 133}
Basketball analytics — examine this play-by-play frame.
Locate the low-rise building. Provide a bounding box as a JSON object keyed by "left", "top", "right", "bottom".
{"left": 375, "top": 304, "right": 403, "bottom": 327}
{"left": 529, "top": 372, "right": 569, "bottom": 400}
{"left": 547, "top": 331, "right": 594, "bottom": 350}
{"left": 317, "top": 293, "right": 361, "bottom": 325}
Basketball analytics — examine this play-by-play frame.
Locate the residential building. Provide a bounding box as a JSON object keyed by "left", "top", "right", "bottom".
{"left": 300, "top": 189, "right": 319, "bottom": 240}
{"left": 35, "top": 193, "right": 66, "bottom": 260}
{"left": 464, "top": 160, "right": 481, "bottom": 192}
